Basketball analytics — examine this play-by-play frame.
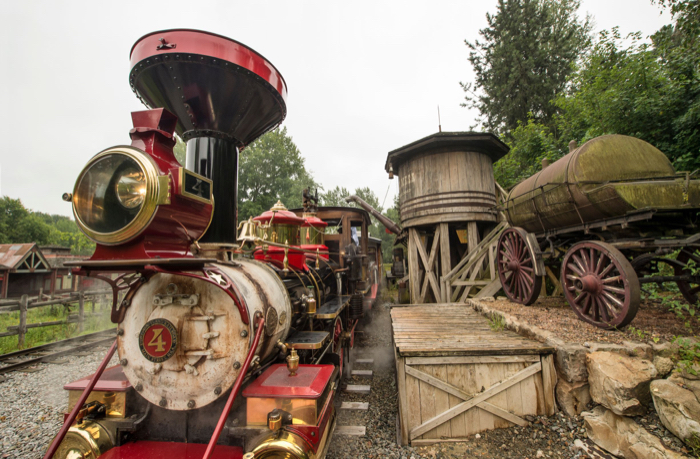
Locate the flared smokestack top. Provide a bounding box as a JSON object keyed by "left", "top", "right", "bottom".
{"left": 129, "top": 30, "right": 287, "bottom": 244}
{"left": 129, "top": 29, "right": 287, "bottom": 147}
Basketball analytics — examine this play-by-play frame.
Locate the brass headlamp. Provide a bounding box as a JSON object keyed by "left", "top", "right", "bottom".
{"left": 72, "top": 146, "right": 169, "bottom": 245}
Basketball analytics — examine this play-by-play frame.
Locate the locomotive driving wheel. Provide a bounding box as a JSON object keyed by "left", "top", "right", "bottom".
{"left": 497, "top": 227, "right": 543, "bottom": 305}
{"left": 332, "top": 316, "right": 345, "bottom": 377}
{"left": 675, "top": 247, "right": 700, "bottom": 305}
{"left": 561, "top": 241, "right": 640, "bottom": 329}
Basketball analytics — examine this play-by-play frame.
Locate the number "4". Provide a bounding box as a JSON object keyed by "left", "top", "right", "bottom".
{"left": 148, "top": 328, "right": 167, "bottom": 352}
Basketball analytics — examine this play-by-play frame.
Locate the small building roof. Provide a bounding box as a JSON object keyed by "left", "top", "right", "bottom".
{"left": 0, "top": 243, "right": 36, "bottom": 270}
{"left": 385, "top": 131, "right": 509, "bottom": 174}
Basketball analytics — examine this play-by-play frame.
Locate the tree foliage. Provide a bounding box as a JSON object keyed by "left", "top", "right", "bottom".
{"left": 490, "top": 1, "right": 700, "bottom": 188}
{"left": 238, "top": 127, "right": 318, "bottom": 221}
{"left": 462, "top": 0, "right": 591, "bottom": 134}
{"left": 494, "top": 117, "right": 563, "bottom": 189}
{"left": 0, "top": 197, "right": 95, "bottom": 255}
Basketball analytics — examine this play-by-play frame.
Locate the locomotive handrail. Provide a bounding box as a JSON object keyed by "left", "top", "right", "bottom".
{"left": 43, "top": 339, "right": 118, "bottom": 459}
{"left": 202, "top": 314, "right": 265, "bottom": 459}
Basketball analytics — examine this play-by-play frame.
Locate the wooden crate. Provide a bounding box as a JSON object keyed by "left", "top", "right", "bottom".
{"left": 392, "top": 304, "right": 556, "bottom": 446}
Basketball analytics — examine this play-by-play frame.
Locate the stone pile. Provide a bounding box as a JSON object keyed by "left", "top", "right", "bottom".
{"left": 471, "top": 300, "right": 699, "bottom": 458}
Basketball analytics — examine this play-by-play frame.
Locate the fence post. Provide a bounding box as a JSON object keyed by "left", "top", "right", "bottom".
{"left": 18, "top": 294, "right": 28, "bottom": 349}
{"left": 78, "top": 291, "right": 85, "bottom": 333}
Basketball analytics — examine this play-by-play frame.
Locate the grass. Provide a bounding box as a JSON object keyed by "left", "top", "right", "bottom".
{"left": 0, "top": 300, "right": 113, "bottom": 354}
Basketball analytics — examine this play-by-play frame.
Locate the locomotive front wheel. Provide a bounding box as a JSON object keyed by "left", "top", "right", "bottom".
{"left": 561, "top": 241, "right": 640, "bottom": 329}
{"left": 497, "top": 227, "right": 543, "bottom": 305}
{"left": 675, "top": 247, "right": 700, "bottom": 305}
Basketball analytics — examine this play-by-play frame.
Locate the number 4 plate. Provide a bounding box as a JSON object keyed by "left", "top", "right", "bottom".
{"left": 139, "top": 318, "right": 178, "bottom": 363}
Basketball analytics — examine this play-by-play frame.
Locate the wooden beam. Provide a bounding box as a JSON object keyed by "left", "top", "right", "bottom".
{"left": 439, "top": 223, "right": 451, "bottom": 303}
{"left": 479, "top": 401, "right": 529, "bottom": 427}
{"left": 406, "top": 355, "right": 540, "bottom": 365}
{"left": 408, "top": 228, "right": 421, "bottom": 304}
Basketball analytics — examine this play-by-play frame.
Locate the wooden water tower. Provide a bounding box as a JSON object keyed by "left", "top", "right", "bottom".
{"left": 386, "top": 132, "right": 508, "bottom": 304}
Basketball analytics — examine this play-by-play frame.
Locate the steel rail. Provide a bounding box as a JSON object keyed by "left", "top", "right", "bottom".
{"left": 0, "top": 328, "right": 116, "bottom": 375}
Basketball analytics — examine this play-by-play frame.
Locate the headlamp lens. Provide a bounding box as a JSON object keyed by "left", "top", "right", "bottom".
{"left": 115, "top": 168, "right": 146, "bottom": 209}
{"left": 74, "top": 154, "right": 147, "bottom": 234}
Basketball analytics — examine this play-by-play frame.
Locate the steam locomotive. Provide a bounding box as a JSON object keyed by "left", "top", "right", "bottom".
{"left": 46, "top": 29, "right": 381, "bottom": 459}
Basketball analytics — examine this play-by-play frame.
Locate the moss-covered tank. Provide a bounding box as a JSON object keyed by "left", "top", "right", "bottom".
{"left": 504, "top": 135, "right": 700, "bottom": 234}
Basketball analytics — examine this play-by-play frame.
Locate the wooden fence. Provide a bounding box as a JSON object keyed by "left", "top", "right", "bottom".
{"left": 0, "top": 290, "right": 111, "bottom": 348}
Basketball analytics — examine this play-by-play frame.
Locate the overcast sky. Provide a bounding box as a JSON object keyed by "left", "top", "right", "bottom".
{"left": 0, "top": 0, "right": 671, "bottom": 218}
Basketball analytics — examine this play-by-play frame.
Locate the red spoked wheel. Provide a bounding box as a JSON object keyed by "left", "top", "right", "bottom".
{"left": 675, "top": 247, "right": 700, "bottom": 305}
{"left": 561, "top": 241, "right": 640, "bottom": 329}
{"left": 497, "top": 227, "right": 543, "bottom": 305}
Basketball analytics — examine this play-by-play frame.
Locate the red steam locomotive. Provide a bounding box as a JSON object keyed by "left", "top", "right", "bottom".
{"left": 46, "top": 29, "right": 381, "bottom": 459}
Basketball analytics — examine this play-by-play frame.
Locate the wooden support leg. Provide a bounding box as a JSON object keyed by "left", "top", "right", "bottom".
{"left": 467, "top": 221, "right": 480, "bottom": 254}
{"left": 408, "top": 228, "right": 421, "bottom": 304}
{"left": 439, "top": 223, "right": 451, "bottom": 303}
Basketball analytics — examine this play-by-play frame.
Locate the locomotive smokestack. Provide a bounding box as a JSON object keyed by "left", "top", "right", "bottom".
{"left": 129, "top": 30, "right": 287, "bottom": 243}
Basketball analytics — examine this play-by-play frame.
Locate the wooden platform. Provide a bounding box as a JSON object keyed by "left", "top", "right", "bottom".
{"left": 392, "top": 303, "right": 556, "bottom": 446}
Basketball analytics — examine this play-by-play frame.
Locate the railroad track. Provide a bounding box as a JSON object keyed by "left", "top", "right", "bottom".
{"left": 0, "top": 328, "right": 116, "bottom": 376}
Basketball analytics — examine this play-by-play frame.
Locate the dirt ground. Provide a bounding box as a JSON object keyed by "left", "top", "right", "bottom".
{"left": 486, "top": 294, "right": 699, "bottom": 345}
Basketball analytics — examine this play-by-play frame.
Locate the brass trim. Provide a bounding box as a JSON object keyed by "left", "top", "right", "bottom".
{"left": 196, "top": 194, "right": 215, "bottom": 243}
{"left": 72, "top": 145, "right": 162, "bottom": 245}
{"left": 157, "top": 175, "right": 171, "bottom": 205}
{"left": 251, "top": 430, "right": 314, "bottom": 459}
{"left": 50, "top": 421, "right": 114, "bottom": 458}
{"left": 286, "top": 331, "right": 329, "bottom": 350}
{"left": 178, "top": 167, "right": 213, "bottom": 204}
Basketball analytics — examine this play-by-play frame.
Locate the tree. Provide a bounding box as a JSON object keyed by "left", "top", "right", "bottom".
{"left": 554, "top": 26, "right": 700, "bottom": 171}
{"left": 462, "top": 0, "right": 591, "bottom": 135}
{"left": 494, "top": 117, "right": 564, "bottom": 188}
{"left": 0, "top": 197, "right": 96, "bottom": 255}
{"left": 238, "top": 127, "right": 318, "bottom": 221}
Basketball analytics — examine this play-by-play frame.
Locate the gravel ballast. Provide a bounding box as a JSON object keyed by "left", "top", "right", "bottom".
{"left": 0, "top": 346, "right": 118, "bottom": 458}
{"left": 5, "top": 299, "right": 686, "bottom": 458}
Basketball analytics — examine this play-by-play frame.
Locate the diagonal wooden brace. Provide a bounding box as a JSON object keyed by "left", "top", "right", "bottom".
{"left": 407, "top": 361, "right": 541, "bottom": 439}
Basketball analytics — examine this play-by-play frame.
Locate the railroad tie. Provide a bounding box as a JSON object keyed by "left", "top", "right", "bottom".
{"left": 340, "top": 402, "right": 369, "bottom": 410}
{"left": 344, "top": 384, "right": 371, "bottom": 394}
{"left": 351, "top": 369, "right": 373, "bottom": 379}
{"left": 334, "top": 426, "right": 366, "bottom": 436}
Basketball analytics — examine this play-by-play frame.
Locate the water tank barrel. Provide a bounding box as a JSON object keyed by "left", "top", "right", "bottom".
{"left": 504, "top": 135, "right": 676, "bottom": 233}
{"left": 385, "top": 132, "right": 509, "bottom": 228}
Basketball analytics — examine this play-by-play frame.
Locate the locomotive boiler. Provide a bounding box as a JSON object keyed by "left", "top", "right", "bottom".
{"left": 46, "top": 29, "right": 379, "bottom": 459}
{"left": 497, "top": 134, "right": 700, "bottom": 329}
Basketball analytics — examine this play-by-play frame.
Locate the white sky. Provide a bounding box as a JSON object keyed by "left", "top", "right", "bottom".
{"left": 0, "top": 0, "right": 671, "bottom": 218}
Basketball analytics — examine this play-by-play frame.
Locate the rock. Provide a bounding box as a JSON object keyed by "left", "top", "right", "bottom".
{"left": 651, "top": 378, "right": 700, "bottom": 447}
{"left": 556, "top": 378, "right": 592, "bottom": 417}
{"left": 623, "top": 341, "right": 653, "bottom": 361}
{"left": 652, "top": 341, "right": 681, "bottom": 360}
{"left": 586, "top": 351, "right": 658, "bottom": 416}
{"left": 556, "top": 343, "right": 589, "bottom": 383}
{"left": 654, "top": 356, "right": 676, "bottom": 377}
{"left": 583, "top": 406, "right": 686, "bottom": 459}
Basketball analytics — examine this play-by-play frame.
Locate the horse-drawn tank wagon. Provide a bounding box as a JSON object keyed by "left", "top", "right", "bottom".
{"left": 497, "top": 134, "right": 700, "bottom": 329}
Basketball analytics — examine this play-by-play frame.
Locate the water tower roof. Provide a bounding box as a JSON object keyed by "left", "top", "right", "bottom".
{"left": 385, "top": 131, "right": 509, "bottom": 174}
